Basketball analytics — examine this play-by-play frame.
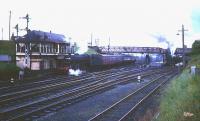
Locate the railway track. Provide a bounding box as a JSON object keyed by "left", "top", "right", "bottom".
{"left": 0, "top": 67, "right": 149, "bottom": 107}
{"left": 88, "top": 69, "right": 177, "bottom": 121}
{"left": 0, "top": 65, "right": 139, "bottom": 94}
{"left": 0, "top": 67, "right": 170, "bottom": 121}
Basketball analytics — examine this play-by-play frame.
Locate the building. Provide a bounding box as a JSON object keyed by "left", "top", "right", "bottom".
{"left": 14, "top": 30, "right": 73, "bottom": 70}
{"left": 0, "top": 55, "right": 12, "bottom": 62}
{"left": 174, "top": 48, "right": 192, "bottom": 56}
{"left": 174, "top": 47, "right": 192, "bottom": 64}
{"left": 0, "top": 40, "right": 15, "bottom": 63}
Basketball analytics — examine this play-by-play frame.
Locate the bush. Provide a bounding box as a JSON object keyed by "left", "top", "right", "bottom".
{"left": 191, "top": 40, "right": 200, "bottom": 55}
{"left": 0, "top": 63, "right": 20, "bottom": 80}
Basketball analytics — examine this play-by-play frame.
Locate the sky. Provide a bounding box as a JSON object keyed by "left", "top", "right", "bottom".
{"left": 1, "top": 0, "right": 200, "bottom": 53}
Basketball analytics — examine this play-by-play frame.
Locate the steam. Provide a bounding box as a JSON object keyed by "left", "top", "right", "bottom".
{"left": 76, "top": 40, "right": 88, "bottom": 54}
{"left": 69, "top": 69, "right": 82, "bottom": 76}
{"left": 151, "top": 34, "right": 173, "bottom": 48}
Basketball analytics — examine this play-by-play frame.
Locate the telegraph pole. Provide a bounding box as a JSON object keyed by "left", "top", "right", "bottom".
{"left": 1, "top": 28, "right": 3, "bottom": 40}
{"left": 9, "top": 11, "right": 11, "bottom": 40}
{"left": 90, "top": 33, "right": 93, "bottom": 46}
{"left": 108, "top": 37, "right": 110, "bottom": 53}
{"left": 178, "top": 24, "right": 188, "bottom": 67}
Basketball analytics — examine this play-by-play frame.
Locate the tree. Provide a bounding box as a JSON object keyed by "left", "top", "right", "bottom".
{"left": 192, "top": 40, "right": 200, "bottom": 55}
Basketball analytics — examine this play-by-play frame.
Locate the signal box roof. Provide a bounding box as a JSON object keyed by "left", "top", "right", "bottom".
{"left": 14, "top": 30, "right": 69, "bottom": 44}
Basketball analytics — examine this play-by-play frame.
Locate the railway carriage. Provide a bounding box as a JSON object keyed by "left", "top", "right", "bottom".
{"left": 70, "top": 54, "right": 135, "bottom": 71}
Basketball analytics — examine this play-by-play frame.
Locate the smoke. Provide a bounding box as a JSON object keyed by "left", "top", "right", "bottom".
{"left": 151, "top": 34, "right": 173, "bottom": 48}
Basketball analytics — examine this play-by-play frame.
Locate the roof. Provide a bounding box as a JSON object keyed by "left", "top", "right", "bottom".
{"left": 15, "top": 30, "right": 69, "bottom": 43}
{"left": 174, "top": 48, "right": 192, "bottom": 55}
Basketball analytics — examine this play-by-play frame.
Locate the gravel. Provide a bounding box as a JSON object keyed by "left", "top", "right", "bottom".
{"left": 36, "top": 78, "right": 150, "bottom": 121}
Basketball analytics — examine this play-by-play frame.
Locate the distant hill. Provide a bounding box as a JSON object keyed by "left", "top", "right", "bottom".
{"left": 0, "top": 40, "right": 15, "bottom": 55}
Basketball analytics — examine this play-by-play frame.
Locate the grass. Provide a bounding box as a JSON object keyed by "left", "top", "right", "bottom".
{"left": 0, "top": 40, "right": 15, "bottom": 55}
{"left": 139, "top": 108, "right": 159, "bottom": 121}
{"left": 188, "top": 54, "right": 200, "bottom": 68}
{"left": 157, "top": 55, "right": 200, "bottom": 121}
{"left": 0, "top": 62, "right": 20, "bottom": 80}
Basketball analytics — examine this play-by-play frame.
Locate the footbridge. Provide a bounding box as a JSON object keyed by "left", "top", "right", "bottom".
{"left": 92, "top": 46, "right": 167, "bottom": 54}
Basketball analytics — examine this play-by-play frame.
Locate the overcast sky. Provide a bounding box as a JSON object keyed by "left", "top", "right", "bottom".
{"left": 1, "top": 0, "right": 200, "bottom": 53}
